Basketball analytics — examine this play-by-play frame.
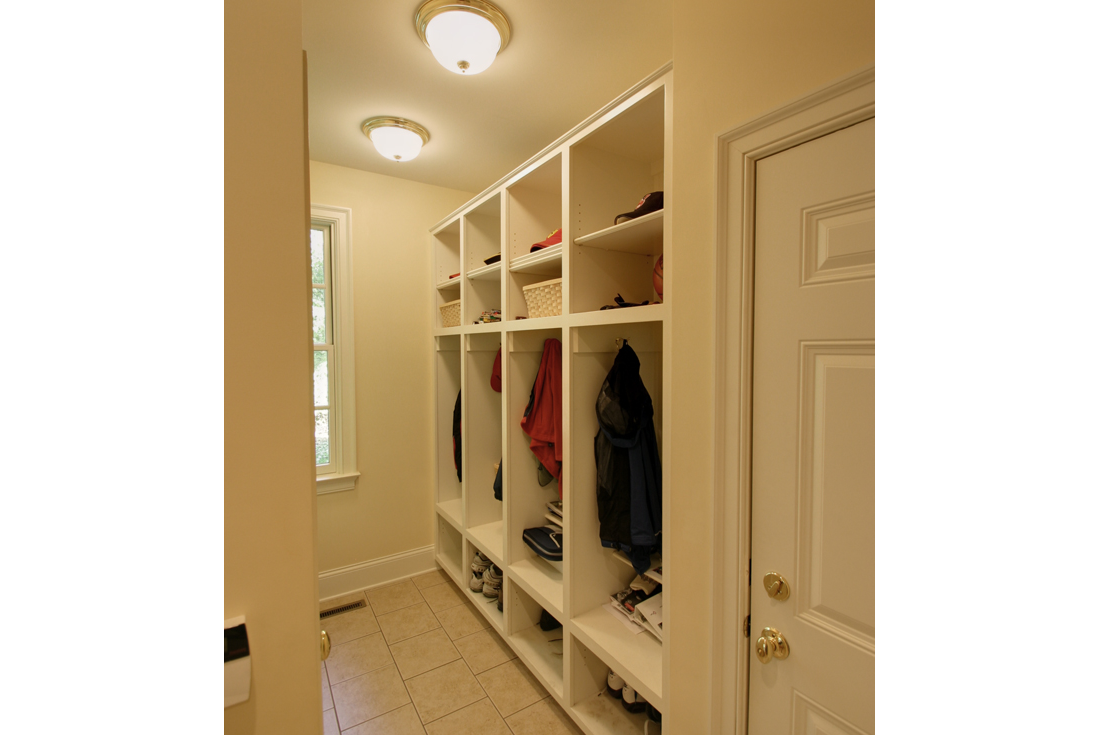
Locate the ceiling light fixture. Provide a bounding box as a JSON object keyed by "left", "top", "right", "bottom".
{"left": 361, "top": 117, "right": 431, "bottom": 162}
{"left": 414, "top": 0, "right": 511, "bottom": 76}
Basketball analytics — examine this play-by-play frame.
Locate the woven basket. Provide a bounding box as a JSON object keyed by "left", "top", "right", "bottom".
{"left": 522, "top": 278, "right": 562, "bottom": 319}
{"left": 439, "top": 299, "right": 461, "bottom": 328}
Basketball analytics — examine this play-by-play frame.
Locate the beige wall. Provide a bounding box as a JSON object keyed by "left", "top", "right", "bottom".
{"left": 309, "top": 160, "right": 472, "bottom": 573}
{"left": 225, "top": 0, "right": 321, "bottom": 733}
{"left": 668, "top": 1, "right": 874, "bottom": 731}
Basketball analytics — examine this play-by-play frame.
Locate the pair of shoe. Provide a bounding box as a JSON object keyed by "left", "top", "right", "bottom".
{"left": 645, "top": 703, "right": 662, "bottom": 728}
{"left": 469, "top": 550, "right": 491, "bottom": 592}
{"left": 607, "top": 671, "right": 658, "bottom": 718}
{"left": 483, "top": 563, "right": 503, "bottom": 599}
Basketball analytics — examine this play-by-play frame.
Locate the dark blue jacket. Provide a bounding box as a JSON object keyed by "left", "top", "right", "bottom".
{"left": 594, "top": 343, "right": 662, "bottom": 574}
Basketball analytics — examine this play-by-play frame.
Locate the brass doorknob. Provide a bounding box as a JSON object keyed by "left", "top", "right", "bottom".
{"left": 321, "top": 630, "right": 331, "bottom": 661}
{"left": 755, "top": 627, "right": 789, "bottom": 664}
{"left": 763, "top": 572, "right": 790, "bottom": 601}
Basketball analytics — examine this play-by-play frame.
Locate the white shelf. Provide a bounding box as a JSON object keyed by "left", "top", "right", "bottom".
{"left": 436, "top": 553, "right": 462, "bottom": 586}
{"left": 611, "top": 551, "right": 663, "bottom": 584}
{"left": 466, "top": 586, "right": 505, "bottom": 635}
{"left": 466, "top": 261, "right": 502, "bottom": 280}
{"left": 509, "top": 244, "right": 562, "bottom": 275}
{"left": 436, "top": 277, "right": 462, "bottom": 290}
{"left": 573, "top": 210, "right": 663, "bottom": 255}
{"left": 572, "top": 606, "right": 663, "bottom": 708}
{"left": 467, "top": 520, "right": 504, "bottom": 568}
{"left": 507, "top": 315, "right": 566, "bottom": 331}
{"left": 569, "top": 303, "right": 665, "bottom": 327}
{"left": 467, "top": 321, "right": 503, "bottom": 333}
{"left": 571, "top": 690, "right": 649, "bottom": 735}
{"left": 509, "top": 624, "right": 564, "bottom": 699}
{"left": 508, "top": 558, "right": 563, "bottom": 618}
{"left": 436, "top": 499, "right": 463, "bottom": 530}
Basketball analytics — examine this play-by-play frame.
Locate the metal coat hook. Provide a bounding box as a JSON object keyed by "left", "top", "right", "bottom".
{"left": 615, "top": 338, "right": 628, "bottom": 350}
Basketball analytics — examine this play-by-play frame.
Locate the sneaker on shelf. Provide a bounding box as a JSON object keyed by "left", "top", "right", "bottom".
{"left": 471, "top": 550, "right": 491, "bottom": 577}
{"left": 644, "top": 721, "right": 662, "bottom": 735}
{"left": 497, "top": 593, "right": 503, "bottom": 612}
{"left": 607, "top": 670, "right": 624, "bottom": 699}
{"left": 622, "top": 684, "right": 647, "bottom": 714}
{"left": 469, "top": 573, "right": 484, "bottom": 592}
{"left": 645, "top": 703, "right": 662, "bottom": 723}
{"left": 482, "top": 564, "right": 503, "bottom": 599}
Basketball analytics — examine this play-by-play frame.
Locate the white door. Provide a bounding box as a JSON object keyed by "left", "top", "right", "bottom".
{"left": 748, "top": 118, "right": 875, "bottom": 734}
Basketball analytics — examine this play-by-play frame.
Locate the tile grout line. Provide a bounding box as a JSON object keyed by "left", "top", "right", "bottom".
{"left": 338, "top": 604, "right": 446, "bottom": 734}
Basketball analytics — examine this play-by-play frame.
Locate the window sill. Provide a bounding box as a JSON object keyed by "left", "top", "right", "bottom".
{"left": 317, "top": 472, "right": 359, "bottom": 495}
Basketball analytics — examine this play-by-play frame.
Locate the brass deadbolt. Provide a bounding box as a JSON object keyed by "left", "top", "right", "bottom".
{"left": 763, "top": 572, "right": 790, "bottom": 601}
{"left": 321, "top": 630, "right": 331, "bottom": 661}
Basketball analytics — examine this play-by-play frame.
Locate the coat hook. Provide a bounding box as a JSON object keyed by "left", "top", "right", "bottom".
{"left": 615, "top": 338, "right": 627, "bottom": 350}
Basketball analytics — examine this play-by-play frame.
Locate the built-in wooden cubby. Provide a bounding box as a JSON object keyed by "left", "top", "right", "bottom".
{"left": 464, "top": 538, "right": 505, "bottom": 634}
{"left": 507, "top": 154, "right": 563, "bottom": 321}
{"left": 508, "top": 581, "right": 565, "bottom": 701}
{"left": 433, "top": 220, "right": 462, "bottom": 330}
{"left": 430, "top": 65, "right": 672, "bottom": 735}
{"left": 463, "top": 193, "right": 503, "bottom": 326}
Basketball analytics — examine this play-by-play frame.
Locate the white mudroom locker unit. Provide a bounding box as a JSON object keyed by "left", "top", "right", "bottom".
{"left": 430, "top": 66, "right": 673, "bottom": 735}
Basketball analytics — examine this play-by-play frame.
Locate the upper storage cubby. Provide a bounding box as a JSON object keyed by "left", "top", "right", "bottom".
{"left": 433, "top": 218, "right": 462, "bottom": 329}
{"left": 507, "top": 155, "right": 563, "bottom": 320}
{"left": 569, "top": 87, "right": 665, "bottom": 315}
{"left": 464, "top": 194, "right": 503, "bottom": 326}
{"left": 464, "top": 193, "right": 503, "bottom": 276}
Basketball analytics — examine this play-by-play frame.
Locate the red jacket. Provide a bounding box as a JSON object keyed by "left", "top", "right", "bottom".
{"left": 521, "top": 338, "right": 563, "bottom": 494}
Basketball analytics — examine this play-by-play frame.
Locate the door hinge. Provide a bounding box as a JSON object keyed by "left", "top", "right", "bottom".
{"left": 743, "top": 614, "right": 751, "bottom": 638}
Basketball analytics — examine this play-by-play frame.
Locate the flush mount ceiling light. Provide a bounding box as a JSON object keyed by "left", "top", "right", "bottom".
{"left": 414, "top": 0, "right": 511, "bottom": 75}
{"left": 361, "top": 117, "right": 430, "bottom": 162}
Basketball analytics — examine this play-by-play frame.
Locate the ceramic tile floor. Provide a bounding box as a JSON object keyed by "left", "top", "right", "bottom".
{"left": 320, "top": 570, "right": 582, "bottom": 735}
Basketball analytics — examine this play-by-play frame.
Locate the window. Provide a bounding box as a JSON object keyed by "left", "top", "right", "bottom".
{"left": 310, "top": 205, "right": 358, "bottom": 493}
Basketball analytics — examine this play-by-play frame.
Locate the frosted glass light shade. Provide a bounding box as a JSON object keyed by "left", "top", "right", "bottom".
{"left": 361, "top": 117, "right": 431, "bottom": 162}
{"left": 369, "top": 126, "right": 423, "bottom": 161}
{"left": 414, "top": 0, "right": 511, "bottom": 76}
{"left": 425, "top": 11, "right": 501, "bottom": 75}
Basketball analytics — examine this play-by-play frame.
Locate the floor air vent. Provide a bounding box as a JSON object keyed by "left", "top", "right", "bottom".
{"left": 320, "top": 600, "right": 366, "bottom": 619}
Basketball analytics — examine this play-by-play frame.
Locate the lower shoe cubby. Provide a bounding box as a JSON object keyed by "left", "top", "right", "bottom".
{"left": 569, "top": 636, "right": 660, "bottom": 735}
{"left": 436, "top": 515, "right": 463, "bottom": 582}
{"left": 464, "top": 539, "right": 504, "bottom": 634}
{"left": 506, "top": 579, "right": 564, "bottom": 700}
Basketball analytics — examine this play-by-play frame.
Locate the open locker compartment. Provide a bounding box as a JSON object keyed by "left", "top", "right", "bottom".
{"left": 507, "top": 576, "right": 565, "bottom": 701}
{"left": 507, "top": 154, "right": 564, "bottom": 321}
{"left": 465, "top": 332, "right": 504, "bottom": 565}
{"left": 436, "top": 514, "right": 463, "bottom": 584}
{"left": 433, "top": 218, "right": 462, "bottom": 328}
{"left": 464, "top": 538, "right": 505, "bottom": 634}
{"left": 435, "top": 335, "right": 463, "bottom": 527}
{"left": 506, "top": 327, "right": 565, "bottom": 617}
{"left": 568, "top": 322, "right": 663, "bottom": 708}
{"left": 464, "top": 194, "right": 503, "bottom": 324}
{"left": 569, "top": 636, "right": 659, "bottom": 735}
{"left": 569, "top": 86, "right": 665, "bottom": 316}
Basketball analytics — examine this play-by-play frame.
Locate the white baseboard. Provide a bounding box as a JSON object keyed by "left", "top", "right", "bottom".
{"left": 319, "top": 545, "right": 437, "bottom": 601}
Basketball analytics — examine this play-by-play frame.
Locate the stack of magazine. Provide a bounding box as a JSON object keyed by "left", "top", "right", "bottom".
{"left": 609, "top": 576, "right": 663, "bottom": 642}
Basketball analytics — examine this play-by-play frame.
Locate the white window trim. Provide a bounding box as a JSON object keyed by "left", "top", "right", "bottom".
{"left": 312, "top": 204, "right": 358, "bottom": 495}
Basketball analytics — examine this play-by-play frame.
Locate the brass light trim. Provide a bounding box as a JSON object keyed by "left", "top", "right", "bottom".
{"left": 414, "top": 0, "right": 512, "bottom": 54}
{"left": 361, "top": 117, "right": 431, "bottom": 147}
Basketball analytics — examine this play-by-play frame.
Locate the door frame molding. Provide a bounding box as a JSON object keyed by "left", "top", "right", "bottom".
{"left": 710, "top": 65, "right": 874, "bottom": 735}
